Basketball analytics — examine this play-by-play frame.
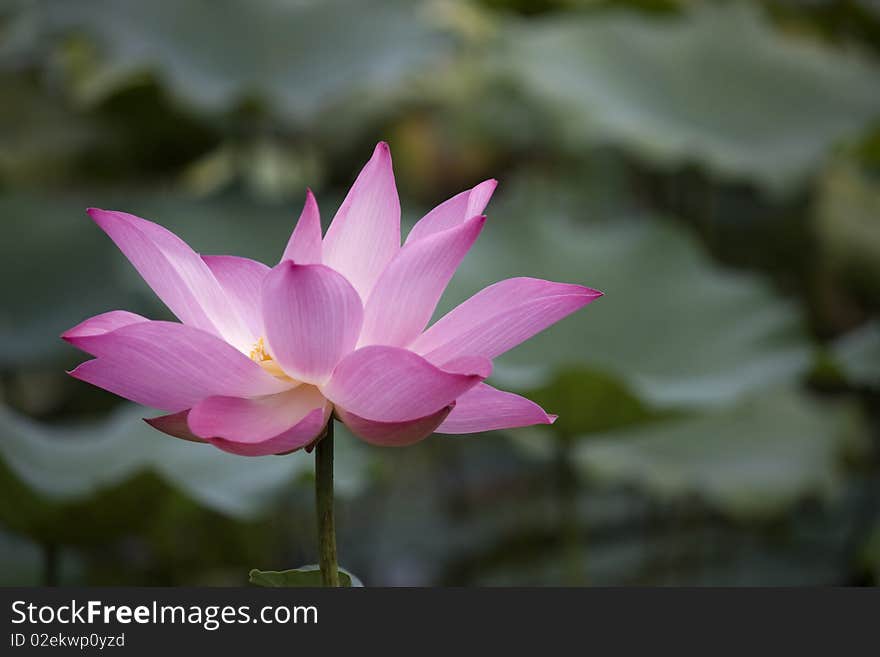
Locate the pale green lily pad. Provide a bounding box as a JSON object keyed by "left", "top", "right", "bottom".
{"left": 496, "top": 3, "right": 880, "bottom": 193}
{"left": 0, "top": 402, "right": 317, "bottom": 517}
{"left": 0, "top": 400, "right": 369, "bottom": 523}
{"left": 249, "top": 565, "right": 362, "bottom": 587}
{"left": 440, "top": 172, "right": 812, "bottom": 407}
{"left": 574, "top": 389, "right": 867, "bottom": 519}
{"left": 11, "top": 0, "right": 449, "bottom": 123}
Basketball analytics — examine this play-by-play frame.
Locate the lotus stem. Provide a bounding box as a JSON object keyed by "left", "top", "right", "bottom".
{"left": 315, "top": 420, "right": 340, "bottom": 587}
{"left": 44, "top": 542, "right": 59, "bottom": 587}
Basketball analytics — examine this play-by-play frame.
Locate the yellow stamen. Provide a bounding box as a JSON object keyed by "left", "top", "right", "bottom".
{"left": 249, "top": 337, "right": 289, "bottom": 379}
{"left": 249, "top": 337, "right": 269, "bottom": 362}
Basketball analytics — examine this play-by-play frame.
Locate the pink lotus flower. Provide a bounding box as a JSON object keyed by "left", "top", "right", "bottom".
{"left": 63, "top": 143, "right": 602, "bottom": 456}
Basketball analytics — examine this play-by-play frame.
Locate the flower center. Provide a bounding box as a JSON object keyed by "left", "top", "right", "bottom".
{"left": 249, "top": 337, "right": 288, "bottom": 379}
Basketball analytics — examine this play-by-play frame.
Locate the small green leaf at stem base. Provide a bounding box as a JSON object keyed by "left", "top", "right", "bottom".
{"left": 248, "top": 565, "right": 362, "bottom": 587}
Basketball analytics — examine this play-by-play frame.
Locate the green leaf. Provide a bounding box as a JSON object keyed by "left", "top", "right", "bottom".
{"left": 525, "top": 367, "right": 674, "bottom": 438}
{"left": 496, "top": 3, "right": 880, "bottom": 193}
{"left": 15, "top": 0, "right": 450, "bottom": 123}
{"left": 440, "top": 171, "right": 812, "bottom": 407}
{"left": 249, "top": 565, "right": 362, "bottom": 588}
{"left": 574, "top": 389, "right": 868, "bottom": 519}
{"left": 0, "top": 75, "right": 104, "bottom": 185}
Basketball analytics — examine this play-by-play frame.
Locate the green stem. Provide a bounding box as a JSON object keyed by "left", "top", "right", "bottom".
{"left": 555, "top": 433, "right": 585, "bottom": 585}
{"left": 315, "top": 420, "right": 340, "bottom": 587}
{"left": 44, "top": 542, "right": 59, "bottom": 587}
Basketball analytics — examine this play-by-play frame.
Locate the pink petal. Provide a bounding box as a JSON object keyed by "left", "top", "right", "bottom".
{"left": 435, "top": 383, "right": 556, "bottom": 434}
{"left": 144, "top": 410, "right": 204, "bottom": 443}
{"left": 360, "top": 215, "right": 486, "bottom": 348}
{"left": 322, "top": 142, "right": 400, "bottom": 301}
{"left": 202, "top": 255, "right": 269, "bottom": 342}
{"left": 281, "top": 189, "right": 323, "bottom": 265}
{"left": 322, "top": 346, "right": 490, "bottom": 422}
{"left": 88, "top": 208, "right": 251, "bottom": 350}
{"left": 411, "top": 278, "right": 603, "bottom": 365}
{"left": 188, "top": 385, "right": 329, "bottom": 447}
{"left": 62, "top": 310, "right": 149, "bottom": 350}
{"left": 68, "top": 321, "right": 291, "bottom": 412}
{"left": 262, "top": 262, "right": 363, "bottom": 384}
{"left": 405, "top": 179, "right": 497, "bottom": 244}
{"left": 337, "top": 404, "right": 453, "bottom": 447}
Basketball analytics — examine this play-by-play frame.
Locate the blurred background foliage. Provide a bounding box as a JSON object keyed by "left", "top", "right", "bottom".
{"left": 1, "top": 0, "right": 879, "bottom": 586}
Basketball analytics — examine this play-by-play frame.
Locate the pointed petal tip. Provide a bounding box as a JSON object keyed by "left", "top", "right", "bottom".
{"left": 86, "top": 207, "right": 119, "bottom": 225}
{"left": 60, "top": 331, "right": 83, "bottom": 347}
{"left": 562, "top": 285, "right": 602, "bottom": 311}
{"left": 85, "top": 207, "right": 105, "bottom": 223}
{"left": 144, "top": 412, "right": 206, "bottom": 443}
{"left": 553, "top": 283, "right": 602, "bottom": 301}
{"left": 61, "top": 310, "right": 150, "bottom": 346}
{"left": 301, "top": 189, "right": 319, "bottom": 214}
{"left": 547, "top": 414, "right": 558, "bottom": 425}
{"left": 321, "top": 141, "right": 400, "bottom": 300}
{"left": 66, "top": 361, "right": 89, "bottom": 378}
{"left": 143, "top": 415, "right": 179, "bottom": 438}
{"left": 370, "top": 141, "right": 392, "bottom": 162}
{"left": 282, "top": 187, "right": 323, "bottom": 266}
